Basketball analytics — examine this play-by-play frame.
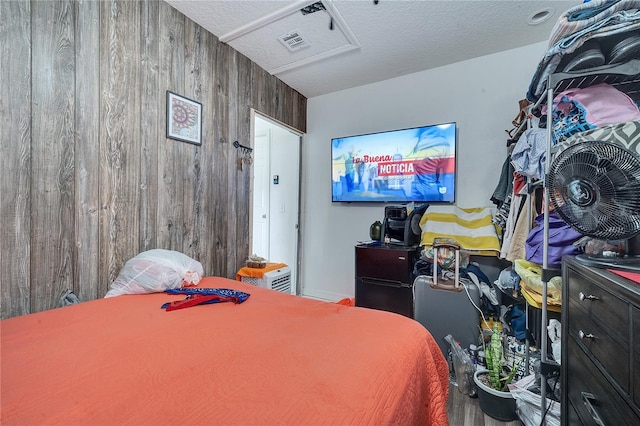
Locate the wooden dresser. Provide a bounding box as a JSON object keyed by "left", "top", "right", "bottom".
{"left": 561, "top": 257, "right": 640, "bottom": 425}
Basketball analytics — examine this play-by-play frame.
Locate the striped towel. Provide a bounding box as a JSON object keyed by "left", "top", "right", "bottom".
{"left": 419, "top": 206, "right": 501, "bottom": 256}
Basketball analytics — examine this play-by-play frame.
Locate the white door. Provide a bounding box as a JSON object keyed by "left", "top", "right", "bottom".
{"left": 251, "top": 130, "right": 270, "bottom": 259}
{"left": 251, "top": 113, "right": 301, "bottom": 294}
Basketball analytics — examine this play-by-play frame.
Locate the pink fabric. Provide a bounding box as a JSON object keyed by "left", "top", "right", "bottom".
{"left": 554, "top": 83, "right": 640, "bottom": 127}
{"left": 610, "top": 269, "right": 640, "bottom": 284}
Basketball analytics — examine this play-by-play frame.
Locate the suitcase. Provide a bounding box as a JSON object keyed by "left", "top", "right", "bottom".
{"left": 413, "top": 240, "right": 482, "bottom": 357}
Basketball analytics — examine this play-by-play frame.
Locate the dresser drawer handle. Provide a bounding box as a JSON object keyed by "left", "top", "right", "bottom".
{"left": 581, "top": 392, "right": 604, "bottom": 426}
{"left": 579, "top": 292, "right": 599, "bottom": 302}
{"left": 579, "top": 330, "right": 595, "bottom": 340}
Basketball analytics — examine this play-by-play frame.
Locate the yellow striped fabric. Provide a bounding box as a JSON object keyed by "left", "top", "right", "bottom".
{"left": 419, "top": 206, "right": 501, "bottom": 256}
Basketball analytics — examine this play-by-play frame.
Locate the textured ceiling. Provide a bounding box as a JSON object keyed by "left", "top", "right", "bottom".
{"left": 165, "top": 0, "right": 578, "bottom": 98}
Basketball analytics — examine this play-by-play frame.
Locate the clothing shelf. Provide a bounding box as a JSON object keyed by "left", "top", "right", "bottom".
{"left": 544, "top": 59, "right": 640, "bottom": 102}
{"left": 534, "top": 57, "right": 640, "bottom": 425}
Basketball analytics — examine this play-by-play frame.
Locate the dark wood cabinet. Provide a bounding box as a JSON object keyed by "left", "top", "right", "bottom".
{"left": 354, "top": 244, "right": 419, "bottom": 318}
{"left": 561, "top": 257, "right": 640, "bottom": 425}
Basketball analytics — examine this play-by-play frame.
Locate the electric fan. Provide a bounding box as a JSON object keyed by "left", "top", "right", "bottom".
{"left": 547, "top": 140, "right": 640, "bottom": 272}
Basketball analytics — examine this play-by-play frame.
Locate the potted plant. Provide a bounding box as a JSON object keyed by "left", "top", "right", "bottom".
{"left": 473, "top": 322, "right": 520, "bottom": 422}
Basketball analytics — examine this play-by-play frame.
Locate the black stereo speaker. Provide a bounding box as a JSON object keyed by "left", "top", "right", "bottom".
{"left": 383, "top": 204, "right": 429, "bottom": 246}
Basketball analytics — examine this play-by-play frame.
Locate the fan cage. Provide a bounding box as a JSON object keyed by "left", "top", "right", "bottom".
{"left": 548, "top": 140, "right": 640, "bottom": 241}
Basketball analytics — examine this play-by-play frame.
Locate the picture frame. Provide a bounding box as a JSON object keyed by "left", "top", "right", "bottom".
{"left": 166, "top": 91, "right": 202, "bottom": 145}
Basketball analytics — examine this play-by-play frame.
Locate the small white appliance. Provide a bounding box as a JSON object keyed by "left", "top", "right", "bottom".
{"left": 240, "top": 266, "right": 291, "bottom": 294}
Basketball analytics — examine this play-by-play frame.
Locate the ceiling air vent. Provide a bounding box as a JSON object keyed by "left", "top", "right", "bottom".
{"left": 277, "top": 30, "right": 311, "bottom": 52}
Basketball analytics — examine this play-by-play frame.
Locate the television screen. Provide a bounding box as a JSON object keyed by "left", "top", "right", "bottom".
{"left": 331, "top": 122, "right": 457, "bottom": 203}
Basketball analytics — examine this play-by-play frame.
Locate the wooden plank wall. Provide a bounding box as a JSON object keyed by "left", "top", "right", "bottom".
{"left": 0, "top": 0, "right": 307, "bottom": 319}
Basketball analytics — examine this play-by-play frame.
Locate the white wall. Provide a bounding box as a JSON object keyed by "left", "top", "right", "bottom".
{"left": 299, "top": 41, "right": 547, "bottom": 301}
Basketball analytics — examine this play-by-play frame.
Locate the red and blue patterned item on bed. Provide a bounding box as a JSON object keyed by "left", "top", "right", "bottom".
{"left": 161, "top": 287, "right": 251, "bottom": 311}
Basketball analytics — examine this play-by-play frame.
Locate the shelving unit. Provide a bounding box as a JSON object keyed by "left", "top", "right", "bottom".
{"left": 534, "top": 58, "right": 640, "bottom": 425}
{"left": 544, "top": 59, "right": 640, "bottom": 103}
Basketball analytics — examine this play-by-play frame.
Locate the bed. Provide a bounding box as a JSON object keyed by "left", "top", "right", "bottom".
{"left": 1, "top": 276, "right": 449, "bottom": 425}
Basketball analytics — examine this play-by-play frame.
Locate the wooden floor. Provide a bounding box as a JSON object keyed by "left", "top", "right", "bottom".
{"left": 446, "top": 383, "right": 523, "bottom": 426}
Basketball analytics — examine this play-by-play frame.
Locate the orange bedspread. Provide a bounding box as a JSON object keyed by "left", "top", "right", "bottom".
{"left": 1, "top": 276, "right": 449, "bottom": 425}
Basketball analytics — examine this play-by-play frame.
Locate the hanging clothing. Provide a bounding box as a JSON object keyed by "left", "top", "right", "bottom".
{"left": 491, "top": 156, "right": 514, "bottom": 207}
{"left": 511, "top": 127, "right": 547, "bottom": 180}
{"left": 499, "top": 190, "right": 524, "bottom": 260}
{"left": 506, "top": 196, "right": 535, "bottom": 263}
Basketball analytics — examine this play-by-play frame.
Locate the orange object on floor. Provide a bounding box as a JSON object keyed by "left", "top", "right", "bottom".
{"left": 335, "top": 297, "right": 355, "bottom": 306}
{"left": 235, "top": 262, "right": 287, "bottom": 281}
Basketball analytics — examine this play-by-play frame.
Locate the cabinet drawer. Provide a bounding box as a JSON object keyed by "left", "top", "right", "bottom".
{"left": 355, "top": 246, "right": 415, "bottom": 283}
{"left": 568, "top": 303, "right": 629, "bottom": 392}
{"left": 565, "top": 399, "right": 583, "bottom": 426}
{"left": 567, "top": 271, "right": 628, "bottom": 340}
{"left": 355, "top": 278, "right": 413, "bottom": 318}
{"left": 566, "top": 336, "right": 638, "bottom": 426}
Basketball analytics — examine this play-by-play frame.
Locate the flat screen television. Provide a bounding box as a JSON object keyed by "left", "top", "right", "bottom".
{"left": 331, "top": 122, "right": 457, "bottom": 203}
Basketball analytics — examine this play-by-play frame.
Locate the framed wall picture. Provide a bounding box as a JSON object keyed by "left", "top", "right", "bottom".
{"left": 166, "top": 91, "right": 202, "bottom": 145}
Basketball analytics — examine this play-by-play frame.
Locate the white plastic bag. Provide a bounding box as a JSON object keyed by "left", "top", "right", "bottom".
{"left": 508, "top": 374, "right": 560, "bottom": 426}
{"left": 105, "top": 249, "right": 203, "bottom": 297}
{"left": 547, "top": 319, "right": 562, "bottom": 364}
{"left": 444, "top": 334, "right": 476, "bottom": 396}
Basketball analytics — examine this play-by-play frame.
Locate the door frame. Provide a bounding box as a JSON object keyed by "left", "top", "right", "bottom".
{"left": 250, "top": 109, "right": 303, "bottom": 295}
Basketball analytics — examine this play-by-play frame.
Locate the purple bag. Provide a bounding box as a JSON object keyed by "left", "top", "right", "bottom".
{"left": 525, "top": 210, "right": 582, "bottom": 268}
